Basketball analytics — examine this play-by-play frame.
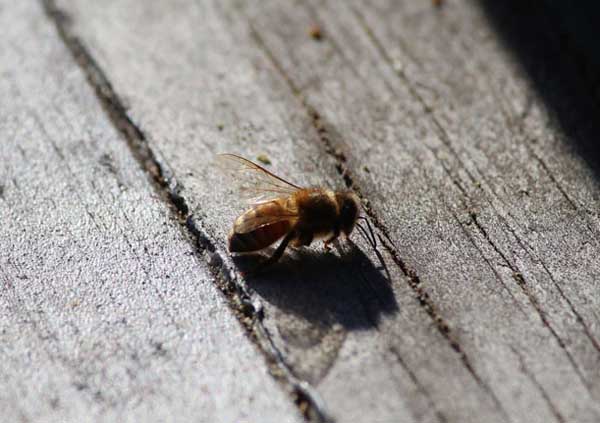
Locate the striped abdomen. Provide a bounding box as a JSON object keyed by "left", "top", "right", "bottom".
{"left": 228, "top": 199, "right": 296, "bottom": 253}
{"left": 228, "top": 220, "right": 292, "bottom": 252}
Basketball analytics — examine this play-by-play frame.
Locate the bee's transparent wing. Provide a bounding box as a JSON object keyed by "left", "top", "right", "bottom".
{"left": 233, "top": 200, "right": 299, "bottom": 234}
{"left": 215, "top": 154, "right": 302, "bottom": 203}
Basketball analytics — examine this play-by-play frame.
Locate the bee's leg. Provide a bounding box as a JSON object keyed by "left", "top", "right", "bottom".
{"left": 254, "top": 230, "right": 296, "bottom": 272}
{"left": 295, "top": 231, "right": 313, "bottom": 247}
{"left": 323, "top": 228, "right": 340, "bottom": 251}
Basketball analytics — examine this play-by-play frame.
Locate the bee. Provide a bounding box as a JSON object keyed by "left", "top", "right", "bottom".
{"left": 217, "top": 154, "right": 371, "bottom": 270}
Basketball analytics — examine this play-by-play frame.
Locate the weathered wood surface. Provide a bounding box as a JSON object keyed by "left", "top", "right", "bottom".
{"left": 4, "top": 0, "right": 600, "bottom": 421}
{"left": 51, "top": 0, "right": 600, "bottom": 422}
{"left": 0, "top": 2, "right": 302, "bottom": 422}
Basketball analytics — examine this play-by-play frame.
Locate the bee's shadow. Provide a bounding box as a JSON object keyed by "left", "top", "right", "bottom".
{"left": 232, "top": 242, "right": 399, "bottom": 331}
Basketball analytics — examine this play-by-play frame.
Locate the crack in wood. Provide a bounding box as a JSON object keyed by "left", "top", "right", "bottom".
{"left": 388, "top": 345, "right": 449, "bottom": 423}
{"left": 491, "top": 206, "right": 600, "bottom": 355}
{"left": 510, "top": 346, "right": 566, "bottom": 423}
{"left": 469, "top": 213, "right": 595, "bottom": 395}
{"left": 531, "top": 150, "right": 600, "bottom": 242}
{"left": 447, "top": 205, "right": 528, "bottom": 317}
{"left": 474, "top": 32, "right": 600, "bottom": 245}
{"left": 41, "top": 1, "right": 331, "bottom": 421}
{"left": 350, "top": 6, "right": 480, "bottom": 186}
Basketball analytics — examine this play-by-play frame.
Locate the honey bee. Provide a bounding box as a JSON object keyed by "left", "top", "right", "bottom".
{"left": 217, "top": 154, "right": 367, "bottom": 269}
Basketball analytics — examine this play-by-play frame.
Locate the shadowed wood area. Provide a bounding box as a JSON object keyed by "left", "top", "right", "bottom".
{"left": 2, "top": 0, "right": 600, "bottom": 422}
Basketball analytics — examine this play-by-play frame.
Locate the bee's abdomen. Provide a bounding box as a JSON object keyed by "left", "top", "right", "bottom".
{"left": 228, "top": 221, "right": 292, "bottom": 252}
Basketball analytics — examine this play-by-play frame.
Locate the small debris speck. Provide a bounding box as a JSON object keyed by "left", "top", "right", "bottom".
{"left": 432, "top": 0, "right": 444, "bottom": 7}
{"left": 257, "top": 154, "right": 271, "bottom": 165}
{"left": 392, "top": 59, "right": 404, "bottom": 73}
{"left": 363, "top": 165, "right": 370, "bottom": 173}
{"left": 217, "top": 123, "right": 224, "bottom": 131}
{"left": 270, "top": 367, "right": 285, "bottom": 378}
{"left": 308, "top": 24, "right": 323, "bottom": 41}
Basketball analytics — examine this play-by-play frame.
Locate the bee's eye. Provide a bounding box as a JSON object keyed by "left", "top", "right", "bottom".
{"left": 341, "top": 199, "right": 357, "bottom": 220}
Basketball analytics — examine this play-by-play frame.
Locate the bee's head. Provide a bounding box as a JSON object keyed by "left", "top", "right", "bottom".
{"left": 336, "top": 192, "right": 361, "bottom": 236}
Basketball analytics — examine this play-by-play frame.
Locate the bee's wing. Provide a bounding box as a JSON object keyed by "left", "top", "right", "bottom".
{"left": 234, "top": 200, "right": 299, "bottom": 234}
{"left": 215, "top": 154, "right": 303, "bottom": 203}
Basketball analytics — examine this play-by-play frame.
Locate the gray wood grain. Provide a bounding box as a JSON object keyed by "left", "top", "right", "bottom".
{"left": 0, "top": 2, "right": 302, "bottom": 422}
{"left": 239, "top": 0, "right": 600, "bottom": 421}
{"left": 48, "top": 0, "right": 600, "bottom": 422}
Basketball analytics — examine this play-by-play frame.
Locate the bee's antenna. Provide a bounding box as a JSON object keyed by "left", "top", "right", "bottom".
{"left": 355, "top": 217, "right": 390, "bottom": 281}
{"left": 355, "top": 222, "right": 370, "bottom": 246}
{"left": 357, "top": 216, "right": 377, "bottom": 248}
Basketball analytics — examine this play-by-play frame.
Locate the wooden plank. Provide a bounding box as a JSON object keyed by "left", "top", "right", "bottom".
{"left": 240, "top": 0, "right": 600, "bottom": 421}
{"left": 50, "top": 1, "right": 508, "bottom": 422}
{"left": 50, "top": 0, "right": 600, "bottom": 422}
{"left": 0, "top": 2, "right": 301, "bottom": 422}
{"left": 351, "top": 0, "right": 600, "bottom": 398}
{"left": 238, "top": 0, "right": 600, "bottom": 421}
